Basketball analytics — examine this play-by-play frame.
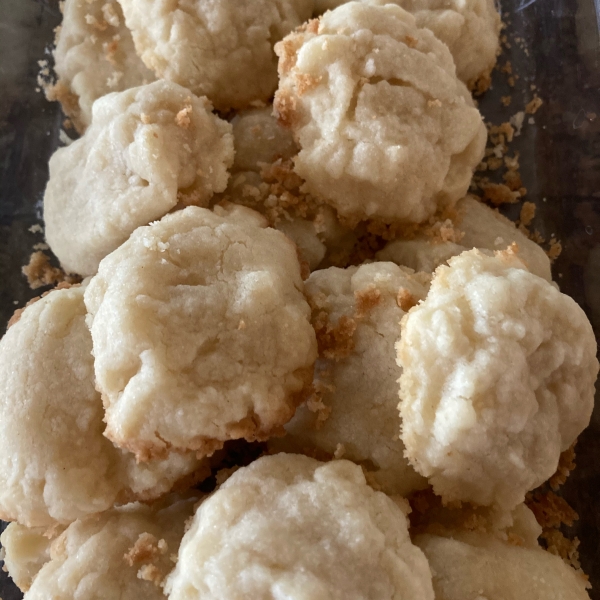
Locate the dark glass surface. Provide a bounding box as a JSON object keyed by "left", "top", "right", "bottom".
{"left": 1, "top": 3, "right": 61, "bottom": 597}
{"left": 0, "top": 0, "right": 599, "bottom": 597}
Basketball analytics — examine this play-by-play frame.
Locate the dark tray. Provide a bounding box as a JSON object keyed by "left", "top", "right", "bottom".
{"left": 1, "top": 0, "right": 599, "bottom": 597}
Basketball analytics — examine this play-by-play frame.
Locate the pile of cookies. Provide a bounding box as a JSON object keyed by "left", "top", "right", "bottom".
{"left": 1, "top": 1, "right": 597, "bottom": 598}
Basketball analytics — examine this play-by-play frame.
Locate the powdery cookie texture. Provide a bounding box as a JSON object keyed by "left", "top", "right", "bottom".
{"left": 166, "top": 454, "right": 434, "bottom": 600}
{"left": 0, "top": 524, "right": 56, "bottom": 592}
{"left": 84, "top": 205, "right": 318, "bottom": 462}
{"left": 44, "top": 80, "right": 233, "bottom": 277}
{"left": 274, "top": 2, "right": 486, "bottom": 225}
{"left": 51, "top": 0, "right": 155, "bottom": 132}
{"left": 313, "top": 0, "right": 501, "bottom": 90}
{"left": 414, "top": 504, "right": 591, "bottom": 600}
{"left": 118, "top": 0, "right": 314, "bottom": 111}
{"left": 398, "top": 249, "right": 598, "bottom": 509}
{"left": 377, "top": 196, "right": 552, "bottom": 281}
{"left": 0, "top": 285, "right": 205, "bottom": 528}
{"left": 401, "top": 0, "right": 501, "bottom": 91}
{"left": 17, "top": 496, "right": 199, "bottom": 599}
{"left": 273, "top": 262, "right": 430, "bottom": 495}
{"left": 230, "top": 106, "right": 300, "bottom": 173}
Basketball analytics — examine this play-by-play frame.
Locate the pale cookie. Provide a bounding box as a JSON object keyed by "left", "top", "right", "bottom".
{"left": 312, "top": 0, "right": 501, "bottom": 89}
{"left": 273, "top": 262, "right": 430, "bottom": 495}
{"left": 0, "top": 524, "right": 56, "bottom": 592}
{"left": 274, "top": 2, "right": 486, "bottom": 224}
{"left": 14, "top": 496, "right": 199, "bottom": 599}
{"left": 0, "top": 285, "right": 206, "bottom": 527}
{"left": 377, "top": 196, "right": 552, "bottom": 281}
{"left": 166, "top": 454, "right": 435, "bottom": 600}
{"left": 414, "top": 504, "right": 590, "bottom": 600}
{"left": 365, "top": 0, "right": 501, "bottom": 89}
{"left": 398, "top": 249, "right": 598, "bottom": 509}
{"left": 44, "top": 80, "right": 233, "bottom": 276}
{"left": 118, "top": 0, "right": 314, "bottom": 111}
{"left": 52, "top": 0, "right": 155, "bottom": 131}
{"left": 84, "top": 205, "right": 317, "bottom": 461}
{"left": 411, "top": 495, "right": 544, "bottom": 548}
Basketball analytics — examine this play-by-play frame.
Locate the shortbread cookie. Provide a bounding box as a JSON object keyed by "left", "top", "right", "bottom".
{"left": 118, "top": 0, "right": 314, "bottom": 110}
{"left": 275, "top": 262, "right": 430, "bottom": 495}
{"left": 166, "top": 454, "right": 434, "bottom": 600}
{"left": 0, "top": 285, "right": 205, "bottom": 527}
{"left": 377, "top": 196, "right": 552, "bottom": 281}
{"left": 84, "top": 205, "right": 317, "bottom": 461}
{"left": 44, "top": 80, "right": 233, "bottom": 276}
{"left": 398, "top": 249, "right": 598, "bottom": 509}
{"left": 52, "top": 0, "right": 154, "bottom": 131}
{"left": 274, "top": 2, "right": 486, "bottom": 224}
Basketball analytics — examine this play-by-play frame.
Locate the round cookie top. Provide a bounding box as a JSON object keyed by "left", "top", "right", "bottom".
{"left": 398, "top": 248, "right": 598, "bottom": 509}
{"left": 365, "top": 0, "right": 501, "bottom": 90}
{"left": 44, "top": 80, "right": 234, "bottom": 277}
{"left": 52, "top": 0, "right": 155, "bottom": 132}
{"left": 276, "top": 262, "right": 431, "bottom": 495}
{"left": 166, "top": 454, "right": 435, "bottom": 600}
{"left": 84, "top": 204, "right": 318, "bottom": 461}
{"left": 0, "top": 285, "right": 203, "bottom": 528}
{"left": 414, "top": 503, "right": 590, "bottom": 600}
{"left": 311, "top": 1, "right": 501, "bottom": 91}
{"left": 17, "top": 496, "right": 198, "bottom": 600}
{"left": 377, "top": 196, "right": 552, "bottom": 281}
{"left": 274, "top": 1, "right": 486, "bottom": 225}
{"left": 118, "top": 0, "right": 314, "bottom": 111}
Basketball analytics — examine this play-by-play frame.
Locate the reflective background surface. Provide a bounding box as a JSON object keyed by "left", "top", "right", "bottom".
{"left": 0, "top": 0, "right": 599, "bottom": 597}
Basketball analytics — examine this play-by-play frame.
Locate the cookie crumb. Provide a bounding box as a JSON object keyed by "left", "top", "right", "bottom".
{"left": 354, "top": 284, "right": 382, "bottom": 318}
{"left": 333, "top": 443, "right": 345, "bottom": 459}
{"left": 519, "top": 202, "right": 536, "bottom": 228}
{"left": 482, "top": 183, "right": 520, "bottom": 205}
{"left": 526, "top": 490, "right": 578, "bottom": 529}
{"left": 22, "top": 252, "right": 77, "bottom": 290}
{"left": 175, "top": 100, "right": 193, "bottom": 128}
{"left": 312, "top": 312, "right": 357, "bottom": 360}
{"left": 124, "top": 532, "right": 166, "bottom": 567}
{"left": 547, "top": 238, "right": 562, "bottom": 261}
{"left": 525, "top": 96, "right": 543, "bottom": 114}
{"left": 549, "top": 444, "right": 576, "bottom": 491}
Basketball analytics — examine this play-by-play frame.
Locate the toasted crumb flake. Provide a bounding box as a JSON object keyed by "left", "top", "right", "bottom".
{"left": 22, "top": 252, "right": 76, "bottom": 290}
{"left": 482, "top": 183, "right": 520, "bottom": 205}
{"left": 519, "top": 202, "right": 536, "bottom": 228}
{"left": 525, "top": 96, "right": 544, "bottom": 114}
{"left": 547, "top": 237, "right": 563, "bottom": 261}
